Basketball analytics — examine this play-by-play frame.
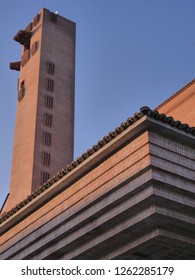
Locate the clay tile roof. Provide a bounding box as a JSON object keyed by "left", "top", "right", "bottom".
{"left": 0, "top": 107, "right": 195, "bottom": 224}
{"left": 156, "top": 78, "right": 195, "bottom": 110}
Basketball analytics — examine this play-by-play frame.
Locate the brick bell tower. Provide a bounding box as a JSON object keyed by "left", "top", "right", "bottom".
{"left": 2, "top": 8, "right": 76, "bottom": 212}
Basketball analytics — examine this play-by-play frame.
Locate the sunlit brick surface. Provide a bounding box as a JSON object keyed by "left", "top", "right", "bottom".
{"left": 2, "top": 8, "right": 75, "bottom": 213}
{"left": 1, "top": 117, "right": 194, "bottom": 259}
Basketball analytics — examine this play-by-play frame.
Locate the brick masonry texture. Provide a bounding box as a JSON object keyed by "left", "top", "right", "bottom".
{"left": 157, "top": 78, "right": 195, "bottom": 126}
{"left": 1, "top": 106, "right": 195, "bottom": 223}
{"left": 2, "top": 8, "right": 75, "bottom": 213}
{"left": 0, "top": 9, "right": 195, "bottom": 260}
{"left": 0, "top": 106, "right": 195, "bottom": 259}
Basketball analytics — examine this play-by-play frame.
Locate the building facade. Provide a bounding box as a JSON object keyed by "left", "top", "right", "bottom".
{"left": 0, "top": 9, "right": 194, "bottom": 260}
{"left": 2, "top": 8, "right": 75, "bottom": 213}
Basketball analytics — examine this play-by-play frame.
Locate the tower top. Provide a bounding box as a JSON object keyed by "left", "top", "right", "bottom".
{"left": 10, "top": 8, "right": 75, "bottom": 72}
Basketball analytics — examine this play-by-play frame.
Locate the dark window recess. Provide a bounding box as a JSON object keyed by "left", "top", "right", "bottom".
{"left": 20, "top": 80, "right": 25, "bottom": 88}
{"left": 43, "top": 132, "right": 52, "bottom": 146}
{"left": 21, "top": 49, "right": 30, "bottom": 67}
{"left": 33, "top": 13, "right": 40, "bottom": 27}
{"left": 44, "top": 95, "right": 53, "bottom": 109}
{"left": 47, "top": 62, "right": 55, "bottom": 75}
{"left": 44, "top": 113, "right": 53, "bottom": 127}
{"left": 49, "top": 12, "right": 57, "bottom": 24}
{"left": 46, "top": 78, "right": 54, "bottom": 92}
{"left": 24, "top": 39, "right": 31, "bottom": 51}
{"left": 42, "top": 151, "right": 51, "bottom": 166}
{"left": 31, "top": 41, "right": 38, "bottom": 56}
{"left": 41, "top": 171, "right": 50, "bottom": 184}
{"left": 18, "top": 80, "right": 25, "bottom": 101}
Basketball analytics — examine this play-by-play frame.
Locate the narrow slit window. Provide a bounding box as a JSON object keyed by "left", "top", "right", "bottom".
{"left": 44, "top": 113, "right": 53, "bottom": 127}
{"left": 44, "top": 95, "right": 53, "bottom": 109}
{"left": 42, "top": 151, "right": 51, "bottom": 166}
{"left": 46, "top": 78, "right": 54, "bottom": 92}
{"left": 43, "top": 132, "right": 52, "bottom": 146}
{"left": 47, "top": 62, "right": 55, "bottom": 75}
{"left": 41, "top": 171, "right": 50, "bottom": 184}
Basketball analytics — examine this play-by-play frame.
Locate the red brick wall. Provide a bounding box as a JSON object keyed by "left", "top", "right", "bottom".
{"left": 0, "top": 132, "right": 150, "bottom": 254}
{"left": 157, "top": 81, "right": 195, "bottom": 126}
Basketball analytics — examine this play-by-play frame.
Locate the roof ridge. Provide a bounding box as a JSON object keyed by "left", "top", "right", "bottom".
{"left": 1, "top": 107, "right": 195, "bottom": 224}
{"left": 156, "top": 78, "right": 195, "bottom": 110}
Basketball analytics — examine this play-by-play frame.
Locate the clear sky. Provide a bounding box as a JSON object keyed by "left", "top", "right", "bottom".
{"left": 1, "top": 0, "right": 195, "bottom": 209}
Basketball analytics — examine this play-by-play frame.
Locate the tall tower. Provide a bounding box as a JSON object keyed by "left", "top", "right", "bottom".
{"left": 2, "top": 8, "right": 75, "bottom": 212}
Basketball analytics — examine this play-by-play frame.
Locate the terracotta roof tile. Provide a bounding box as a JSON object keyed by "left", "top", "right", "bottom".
{"left": 0, "top": 107, "right": 195, "bottom": 224}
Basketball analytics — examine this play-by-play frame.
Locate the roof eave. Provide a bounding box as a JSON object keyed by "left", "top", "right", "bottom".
{"left": 0, "top": 114, "right": 194, "bottom": 234}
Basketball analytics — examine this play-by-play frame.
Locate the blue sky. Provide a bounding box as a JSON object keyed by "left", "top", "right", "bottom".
{"left": 1, "top": 0, "right": 195, "bottom": 209}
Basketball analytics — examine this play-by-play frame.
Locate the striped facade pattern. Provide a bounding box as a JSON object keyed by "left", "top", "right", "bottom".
{"left": 0, "top": 108, "right": 194, "bottom": 259}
